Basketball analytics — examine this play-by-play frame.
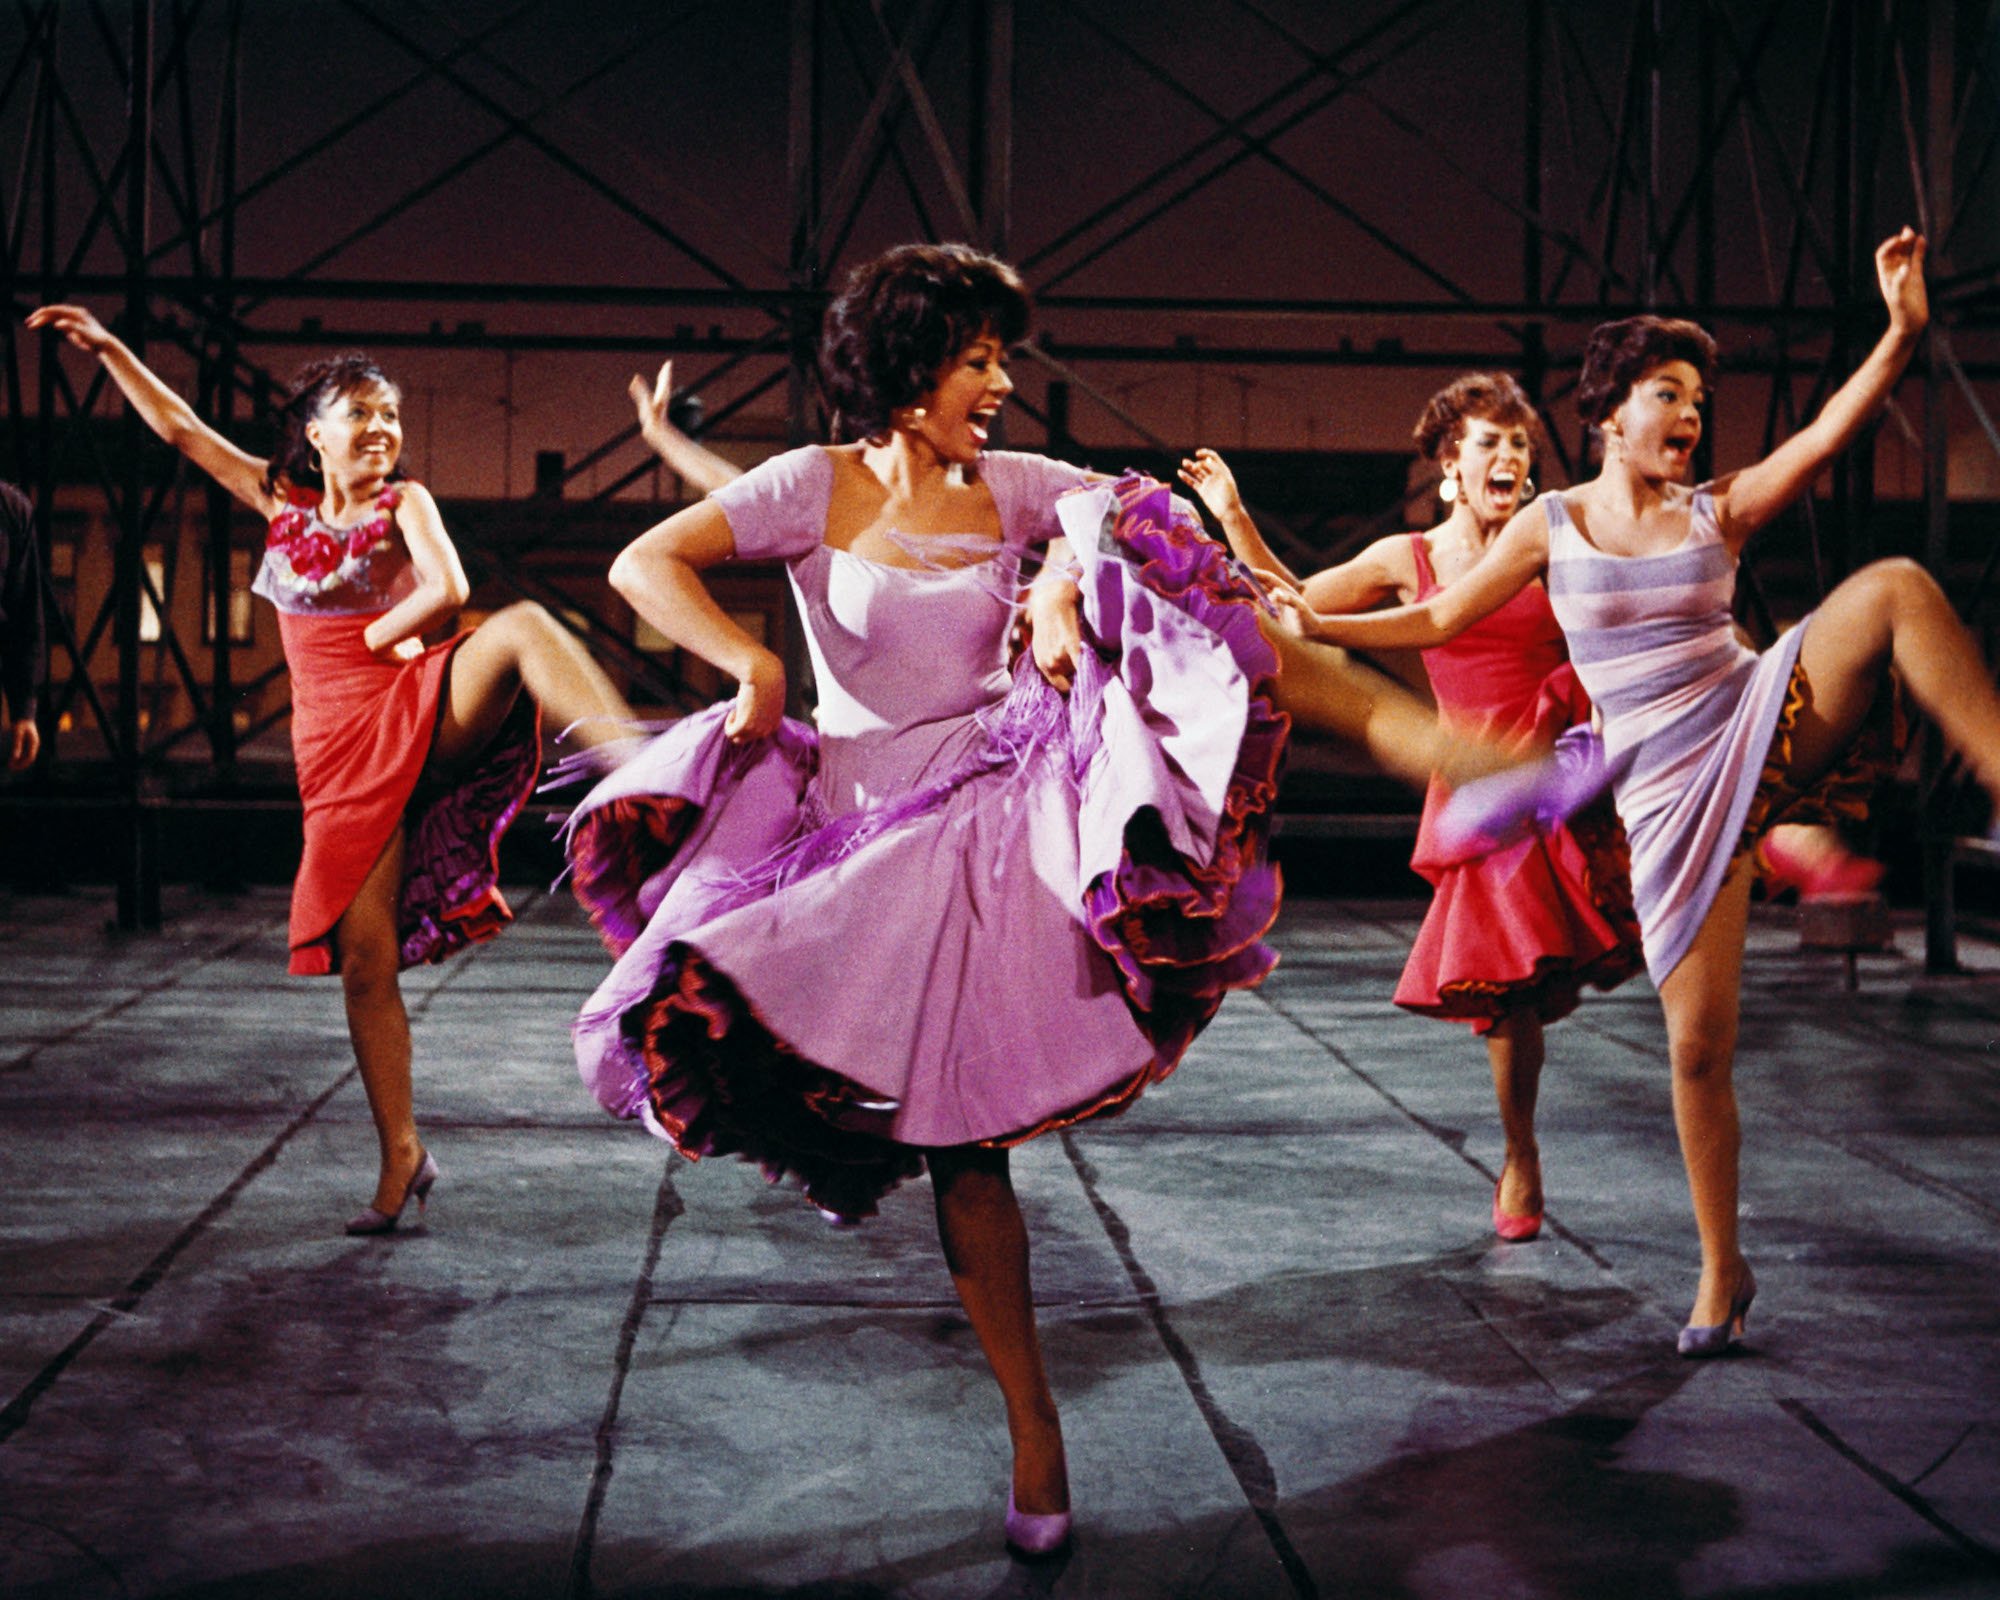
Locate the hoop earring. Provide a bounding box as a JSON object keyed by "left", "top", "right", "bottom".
{"left": 1438, "top": 472, "right": 1458, "bottom": 504}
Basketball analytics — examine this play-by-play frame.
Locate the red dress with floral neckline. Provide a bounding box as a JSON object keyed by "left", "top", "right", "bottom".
{"left": 262, "top": 481, "right": 540, "bottom": 976}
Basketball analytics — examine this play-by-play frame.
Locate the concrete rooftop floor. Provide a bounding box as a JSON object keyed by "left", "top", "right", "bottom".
{"left": 2, "top": 883, "right": 1998, "bottom": 1599}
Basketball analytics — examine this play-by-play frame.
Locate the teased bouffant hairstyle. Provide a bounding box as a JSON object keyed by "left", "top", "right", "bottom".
{"left": 818, "top": 243, "right": 1031, "bottom": 444}
{"left": 263, "top": 352, "right": 404, "bottom": 494}
{"left": 1412, "top": 372, "right": 1548, "bottom": 465}
{"left": 1575, "top": 315, "right": 1718, "bottom": 429}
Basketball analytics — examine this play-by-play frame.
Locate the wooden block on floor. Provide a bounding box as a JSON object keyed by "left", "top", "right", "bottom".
{"left": 1799, "top": 893, "right": 1892, "bottom": 951}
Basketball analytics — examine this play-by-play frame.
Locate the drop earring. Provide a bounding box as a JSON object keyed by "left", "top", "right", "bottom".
{"left": 1438, "top": 471, "right": 1459, "bottom": 504}
{"left": 1520, "top": 476, "right": 1537, "bottom": 500}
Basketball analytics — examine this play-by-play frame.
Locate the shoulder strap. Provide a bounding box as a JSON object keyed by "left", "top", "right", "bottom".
{"left": 1407, "top": 531, "right": 1438, "bottom": 596}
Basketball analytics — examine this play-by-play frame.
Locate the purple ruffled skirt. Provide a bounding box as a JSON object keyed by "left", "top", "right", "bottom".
{"left": 566, "top": 476, "right": 1287, "bottom": 1218}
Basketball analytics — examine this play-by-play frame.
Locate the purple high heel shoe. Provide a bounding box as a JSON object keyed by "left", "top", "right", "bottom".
{"left": 344, "top": 1149, "right": 438, "bottom": 1237}
{"left": 1004, "top": 1489, "right": 1073, "bottom": 1558}
{"left": 1677, "top": 1263, "right": 1757, "bottom": 1358}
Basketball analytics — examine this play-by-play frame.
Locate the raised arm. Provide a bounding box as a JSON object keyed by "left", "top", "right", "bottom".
{"left": 1177, "top": 447, "right": 1302, "bottom": 589}
{"left": 1296, "top": 533, "right": 1420, "bottom": 615}
{"left": 1714, "top": 229, "right": 1928, "bottom": 546}
{"left": 608, "top": 499, "right": 783, "bottom": 742}
{"left": 362, "top": 483, "right": 472, "bottom": 658}
{"left": 26, "top": 305, "right": 278, "bottom": 517}
{"left": 629, "top": 360, "right": 744, "bottom": 498}
{"left": 1276, "top": 502, "right": 1549, "bottom": 651}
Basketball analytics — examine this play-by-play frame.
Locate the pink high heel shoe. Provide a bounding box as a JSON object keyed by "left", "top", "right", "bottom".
{"left": 1492, "top": 1180, "right": 1543, "bottom": 1243}
{"left": 344, "top": 1149, "right": 438, "bottom": 1236}
{"left": 1004, "top": 1489, "right": 1073, "bottom": 1558}
{"left": 1758, "top": 833, "right": 1883, "bottom": 902}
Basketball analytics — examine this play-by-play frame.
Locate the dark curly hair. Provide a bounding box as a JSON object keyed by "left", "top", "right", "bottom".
{"left": 1575, "top": 315, "right": 1718, "bottom": 432}
{"left": 817, "top": 243, "right": 1031, "bottom": 444}
{"left": 263, "top": 352, "right": 405, "bottom": 494}
{"left": 1412, "top": 372, "right": 1548, "bottom": 466}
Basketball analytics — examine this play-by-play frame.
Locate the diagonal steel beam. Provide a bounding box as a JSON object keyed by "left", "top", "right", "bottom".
{"left": 1034, "top": 3, "right": 1470, "bottom": 298}
{"left": 337, "top": 0, "right": 747, "bottom": 288}
{"left": 861, "top": 0, "right": 981, "bottom": 241}
{"left": 812, "top": 0, "right": 955, "bottom": 262}
{"left": 1220, "top": 0, "right": 1628, "bottom": 294}
{"left": 826, "top": 0, "right": 939, "bottom": 249}
{"left": 144, "top": 0, "right": 542, "bottom": 266}
{"left": 1024, "top": 0, "right": 1443, "bottom": 279}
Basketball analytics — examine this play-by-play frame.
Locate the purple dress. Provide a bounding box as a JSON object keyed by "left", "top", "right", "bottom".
{"left": 566, "top": 449, "right": 1286, "bottom": 1218}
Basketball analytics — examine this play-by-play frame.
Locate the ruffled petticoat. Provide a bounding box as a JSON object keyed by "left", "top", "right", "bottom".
{"left": 566, "top": 476, "right": 1287, "bottom": 1218}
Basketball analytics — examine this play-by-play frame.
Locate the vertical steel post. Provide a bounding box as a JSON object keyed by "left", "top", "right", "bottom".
{"left": 1641, "top": 0, "right": 1662, "bottom": 308}
{"left": 1922, "top": 0, "right": 1956, "bottom": 972}
{"left": 1522, "top": 0, "right": 1548, "bottom": 429}
{"left": 207, "top": 0, "right": 241, "bottom": 783}
{"left": 118, "top": 0, "right": 160, "bottom": 930}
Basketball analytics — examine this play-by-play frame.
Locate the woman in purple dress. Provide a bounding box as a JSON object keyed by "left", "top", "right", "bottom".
{"left": 569, "top": 240, "right": 1512, "bottom": 1551}
{"left": 569, "top": 244, "right": 1294, "bottom": 1552}
{"left": 1263, "top": 230, "right": 2000, "bottom": 1356}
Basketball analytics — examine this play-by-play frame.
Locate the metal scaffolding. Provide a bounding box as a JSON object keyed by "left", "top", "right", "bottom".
{"left": 3, "top": 0, "right": 1998, "bottom": 947}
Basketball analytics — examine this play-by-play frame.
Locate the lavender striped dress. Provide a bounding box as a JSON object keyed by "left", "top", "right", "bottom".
{"left": 1544, "top": 489, "right": 1807, "bottom": 985}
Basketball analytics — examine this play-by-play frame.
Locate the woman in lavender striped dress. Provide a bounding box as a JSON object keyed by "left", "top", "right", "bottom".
{"left": 1266, "top": 229, "right": 2000, "bottom": 1356}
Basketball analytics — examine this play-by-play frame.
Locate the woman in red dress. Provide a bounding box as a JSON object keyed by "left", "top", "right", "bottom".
{"left": 30, "top": 303, "right": 636, "bottom": 1234}
{"left": 1181, "top": 374, "right": 1643, "bottom": 1240}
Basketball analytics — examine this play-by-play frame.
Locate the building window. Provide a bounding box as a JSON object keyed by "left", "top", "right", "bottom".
{"left": 139, "top": 544, "right": 167, "bottom": 643}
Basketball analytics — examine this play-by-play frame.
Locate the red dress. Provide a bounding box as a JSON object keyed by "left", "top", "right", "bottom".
{"left": 259, "top": 483, "right": 541, "bottom": 977}
{"left": 1394, "top": 533, "right": 1641, "bottom": 1031}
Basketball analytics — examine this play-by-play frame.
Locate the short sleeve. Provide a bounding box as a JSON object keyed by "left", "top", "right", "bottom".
{"left": 980, "top": 451, "right": 1095, "bottom": 550}
{"left": 709, "top": 446, "right": 834, "bottom": 563}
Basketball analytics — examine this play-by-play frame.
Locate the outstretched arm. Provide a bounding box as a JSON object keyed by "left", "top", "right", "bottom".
{"left": 1273, "top": 502, "right": 1549, "bottom": 650}
{"left": 609, "top": 499, "right": 782, "bottom": 743}
{"left": 1177, "top": 447, "right": 1303, "bottom": 588}
{"left": 1296, "top": 533, "right": 1420, "bottom": 614}
{"left": 629, "top": 360, "right": 744, "bottom": 497}
{"left": 1714, "top": 229, "right": 1929, "bottom": 546}
{"left": 26, "top": 305, "right": 278, "bottom": 517}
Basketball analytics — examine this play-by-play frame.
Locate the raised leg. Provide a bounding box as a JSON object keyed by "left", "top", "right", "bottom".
{"left": 1655, "top": 852, "right": 1757, "bottom": 1332}
{"left": 428, "top": 600, "right": 634, "bottom": 773}
{"left": 1264, "top": 622, "right": 1524, "bottom": 793}
{"left": 1488, "top": 1008, "right": 1545, "bottom": 1222}
{"left": 1784, "top": 559, "right": 2000, "bottom": 798}
{"left": 333, "top": 828, "right": 428, "bottom": 1217}
{"left": 928, "top": 1144, "right": 1068, "bottom": 1516}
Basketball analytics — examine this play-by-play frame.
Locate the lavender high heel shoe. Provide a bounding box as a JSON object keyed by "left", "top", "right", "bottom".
{"left": 1677, "top": 1264, "right": 1757, "bottom": 1358}
{"left": 1005, "top": 1489, "right": 1073, "bottom": 1558}
{"left": 344, "top": 1149, "right": 438, "bottom": 1237}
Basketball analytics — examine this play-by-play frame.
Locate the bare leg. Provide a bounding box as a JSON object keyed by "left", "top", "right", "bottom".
{"left": 929, "top": 1144, "right": 1068, "bottom": 1516}
{"left": 1655, "top": 852, "right": 1757, "bottom": 1331}
{"left": 430, "top": 600, "right": 634, "bottom": 771}
{"left": 1488, "top": 1009, "right": 1545, "bottom": 1219}
{"left": 1264, "top": 623, "right": 1526, "bottom": 793}
{"left": 334, "top": 828, "right": 428, "bottom": 1216}
{"left": 1784, "top": 559, "right": 2000, "bottom": 797}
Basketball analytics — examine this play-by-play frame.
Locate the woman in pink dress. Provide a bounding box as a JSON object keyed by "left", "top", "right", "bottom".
{"left": 1181, "top": 375, "right": 1643, "bottom": 1244}
{"left": 29, "top": 304, "right": 637, "bottom": 1234}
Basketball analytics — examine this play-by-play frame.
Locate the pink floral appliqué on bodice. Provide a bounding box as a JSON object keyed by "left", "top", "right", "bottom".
{"left": 252, "top": 481, "right": 416, "bottom": 616}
